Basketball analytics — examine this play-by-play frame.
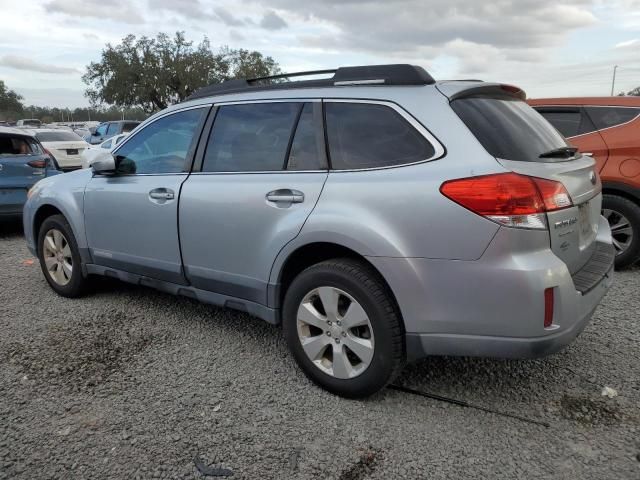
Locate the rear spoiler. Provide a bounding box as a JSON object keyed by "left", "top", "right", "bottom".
{"left": 437, "top": 82, "right": 526, "bottom": 102}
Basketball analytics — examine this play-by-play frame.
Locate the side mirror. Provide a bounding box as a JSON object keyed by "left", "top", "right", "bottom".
{"left": 90, "top": 150, "right": 116, "bottom": 174}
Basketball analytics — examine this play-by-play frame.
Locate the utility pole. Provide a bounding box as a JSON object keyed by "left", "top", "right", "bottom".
{"left": 610, "top": 65, "right": 618, "bottom": 96}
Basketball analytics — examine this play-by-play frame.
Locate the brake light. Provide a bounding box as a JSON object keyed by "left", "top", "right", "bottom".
{"left": 544, "top": 288, "right": 554, "bottom": 328}
{"left": 27, "top": 159, "right": 47, "bottom": 169}
{"left": 440, "top": 172, "right": 572, "bottom": 230}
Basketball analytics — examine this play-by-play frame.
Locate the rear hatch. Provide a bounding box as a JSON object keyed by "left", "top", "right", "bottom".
{"left": 35, "top": 131, "right": 87, "bottom": 169}
{"left": 442, "top": 84, "right": 602, "bottom": 274}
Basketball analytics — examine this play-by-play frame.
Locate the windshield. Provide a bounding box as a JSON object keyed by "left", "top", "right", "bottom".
{"left": 451, "top": 95, "right": 571, "bottom": 162}
{"left": 35, "top": 131, "right": 83, "bottom": 142}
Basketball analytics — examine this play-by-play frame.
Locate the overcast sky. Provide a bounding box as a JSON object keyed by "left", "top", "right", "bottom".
{"left": 0, "top": 0, "right": 639, "bottom": 108}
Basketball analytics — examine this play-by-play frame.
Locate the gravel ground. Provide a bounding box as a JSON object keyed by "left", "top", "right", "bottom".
{"left": 1, "top": 218, "right": 639, "bottom": 479}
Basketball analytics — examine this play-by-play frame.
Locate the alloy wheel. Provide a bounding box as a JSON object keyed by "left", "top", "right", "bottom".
{"left": 296, "top": 286, "right": 375, "bottom": 379}
{"left": 602, "top": 208, "right": 634, "bottom": 256}
{"left": 42, "top": 228, "right": 73, "bottom": 286}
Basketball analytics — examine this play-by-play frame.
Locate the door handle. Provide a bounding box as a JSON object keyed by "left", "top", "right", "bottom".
{"left": 149, "top": 189, "right": 175, "bottom": 200}
{"left": 266, "top": 189, "right": 304, "bottom": 203}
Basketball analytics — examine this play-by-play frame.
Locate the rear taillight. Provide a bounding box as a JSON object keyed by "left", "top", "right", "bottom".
{"left": 544, "top": 288, "right": 554, "bottom": 328}
{"left": 440, "top": 172, "right": 572, "bottom": 230}
{"left": 27, "top": 159, "right": 47, "bottom": 169}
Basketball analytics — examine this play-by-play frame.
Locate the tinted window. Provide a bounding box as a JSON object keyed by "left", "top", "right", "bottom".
{"left": 452, "top": 96, "right": 569, "bottom": 162}
{"left": 203, "top": 103, "right": 300, "bottom": 172}
{"left": 107, "top": 123, "right": 119, "bottom": 135}
{"left": 114, "top": 108, "right": 205, "bottom": 174}
{"left": 287, "top": 104, "right": 326, "bottom": 170}
{"left": 35, "top": 131, "right": 83, "bottom": 142}
{"left": 95, "top": 124, "right": 108, "bottom": 136}
{"left": 0, "top": 136, "right": 38, "bottom": 155}
{"left": 586, "top": 107, "right": 640, "bottom": 130}
{"left": 536, "top": 109, "right": 582, "bottom": 137}
{"left": 325, "top": 103, "right": 434, "bottom": 169}
{"left": 123, "top": 122, "right": 139, "bottom": 133}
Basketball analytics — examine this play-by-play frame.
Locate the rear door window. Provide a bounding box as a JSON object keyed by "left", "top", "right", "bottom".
{"left": 325, "top": 102, "right": 435, "bottom": 170}
{"left": 585, "top": 106, "right": 640, "bottom": 130}
{"left": 452, "top": 96, "right": 570, "bottom": 162}
{"left": 202, "top": 102, "right": 301, "bottom": 172}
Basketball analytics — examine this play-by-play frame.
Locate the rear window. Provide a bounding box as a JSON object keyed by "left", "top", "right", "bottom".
{"left": 451, "top": 96, "right": 569, "bottom": 162}
{"left": 325, "top": 102, "right": 435, "bottom": 170}
{"left": 0, "top": 135, "right": 40, "bottom": 155}
{"left": 35, "top": 131, "right": 83, "bottom": 142}
{"left": 585, "top": 106, "right": 640, "bottom": 130}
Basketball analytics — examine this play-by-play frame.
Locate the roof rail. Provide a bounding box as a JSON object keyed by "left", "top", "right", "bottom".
{"left": 187, "top": 64, "right": 435, "bottom": 100}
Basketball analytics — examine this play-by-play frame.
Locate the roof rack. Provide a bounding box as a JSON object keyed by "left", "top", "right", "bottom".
{"left": 187, "top": 64, "right": 435, "bottom": 100}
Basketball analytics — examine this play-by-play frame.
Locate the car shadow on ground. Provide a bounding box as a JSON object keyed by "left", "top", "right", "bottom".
{"left": 0, "top": 218, "right": 24, "bottom": 239}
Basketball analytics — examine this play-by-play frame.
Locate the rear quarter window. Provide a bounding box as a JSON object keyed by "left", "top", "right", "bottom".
{"left": 585, "top": 106, "right": 640, "bottom": 130}
{"left": 452, "top": 96, "right": 569, "bottom": 162}
{"left": 325, "top": 102, "right": 435, "bottom": 170}
{"left": 534, "top": 107, "right": 598, "bottom": 138}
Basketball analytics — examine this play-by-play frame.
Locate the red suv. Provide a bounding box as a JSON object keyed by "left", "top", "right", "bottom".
{"left": 529, "top": 97, "right": 640, "bottom": 268}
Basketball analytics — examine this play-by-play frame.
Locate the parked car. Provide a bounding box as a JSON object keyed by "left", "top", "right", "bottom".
{"left": 33, "top": 129, "right": 90, "bottom": 171}
{"left": 80, "top": 133, "right": 128, "bottom": 169}
{"left": 529, "top": 97, "right": 640, "bottom": 268}
{"left": 16, "top": 119, "right": 42, "bottom": 128}
{"left": 85, "top": 120, "right": 140, "bottom": 145}
{"left": 0, "top": 127, "right": 60, "bottom": 217}
{"left": 23, "top": 65, "right": 614, "bottom": 398}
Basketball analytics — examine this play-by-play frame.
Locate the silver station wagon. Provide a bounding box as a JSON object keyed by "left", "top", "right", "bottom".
{"left": 23, "top": 65, "right": 614, "bottom": 397}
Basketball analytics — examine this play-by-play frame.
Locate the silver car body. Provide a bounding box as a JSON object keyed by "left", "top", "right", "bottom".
{"left": 23, "top": 80, "right": 614, "bottom": 360}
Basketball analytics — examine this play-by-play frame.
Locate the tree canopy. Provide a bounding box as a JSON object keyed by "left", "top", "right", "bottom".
{"left": 0, "top": 80, "right": 24, "bottom": 113}
{"left": 83, "top": 32, "right": 281, "bottom": 113}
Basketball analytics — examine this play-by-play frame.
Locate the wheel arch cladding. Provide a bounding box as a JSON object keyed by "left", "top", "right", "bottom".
{"left": 274, "top": 241, "right": 404, "bottom": 329}
{"left": 33, "top": 204, "right": 64, "bottom": 248}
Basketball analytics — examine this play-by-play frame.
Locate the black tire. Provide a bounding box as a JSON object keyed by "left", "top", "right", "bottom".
{"left": 602, "top": 194, "right": 640, "bottom": 269}
{"left": 37, "top": 214, "right": 88, "bottom": 297}
{"left": 282, "top": 258, "right": 404, "bottom": 398}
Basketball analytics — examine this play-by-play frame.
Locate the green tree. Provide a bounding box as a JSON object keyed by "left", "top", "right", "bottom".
{"left": 83, "top": 32, "right": 280, "bottom": 113}
{"left": 0, "top": 80, "right": 24, "bottom": 120}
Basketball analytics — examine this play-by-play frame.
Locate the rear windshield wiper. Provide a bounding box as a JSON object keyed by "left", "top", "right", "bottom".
{"left": 539, "top": 146, "right": 578, "bottom": 159}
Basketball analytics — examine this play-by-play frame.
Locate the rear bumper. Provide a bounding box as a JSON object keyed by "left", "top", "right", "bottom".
{"left": 405, "top": 263, "right": 612, "bottom": 360}
{"left": 367, "top": 216, "right": 614, "bottom": 361}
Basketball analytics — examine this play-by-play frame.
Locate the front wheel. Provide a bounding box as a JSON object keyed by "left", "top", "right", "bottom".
{"left": 37, "top": 214, "right": 89, "bottom": 297}
{"left": 282, "top": 259, "right": 404, "bottom": 398}
{"left": 602, "top": 194, "right": 640, "bottom": 269}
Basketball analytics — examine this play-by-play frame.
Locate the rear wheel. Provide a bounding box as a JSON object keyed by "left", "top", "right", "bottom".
{"left": 283, "top": 259, "right": 404, "bottom": 398}
{"left": 37, "top": 214, "right": 88, "bottom": 297}
{"left": 602, "top": 194, "right": 640, "bottom": 269}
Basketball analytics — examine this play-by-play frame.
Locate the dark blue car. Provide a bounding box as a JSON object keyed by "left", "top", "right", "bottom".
{"left": 0, "top": 127, "right": 61, "bottom": 217}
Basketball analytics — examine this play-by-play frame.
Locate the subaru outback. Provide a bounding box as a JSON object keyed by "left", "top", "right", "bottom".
{"left": 23, "top": 65, "right": 614, "bottom": 398}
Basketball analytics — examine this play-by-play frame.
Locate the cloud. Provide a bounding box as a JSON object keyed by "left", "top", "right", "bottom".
{"left": 0, "top": 55, "right": 80, "bottom": 74}
{"left": 214, "top": 7, "right": 245, "bottom": 26}
{"left": 260, "top": 10, "right": 288, "bottom": 30}
{"left": 258, "top": 0, "right": 597, "bottom": 74}
{"left": 45, "top": 0, "right": 143, "bottom": 24}
{"left": 148, "top": 0, "right": 214, "bottom": 19}
{"left": 615, "top": 38, "right": 639, "bottom": 48}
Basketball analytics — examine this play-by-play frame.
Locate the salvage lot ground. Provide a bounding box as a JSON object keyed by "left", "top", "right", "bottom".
{"left": 1, "top": 219, "right": 639, "bottom": 480}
